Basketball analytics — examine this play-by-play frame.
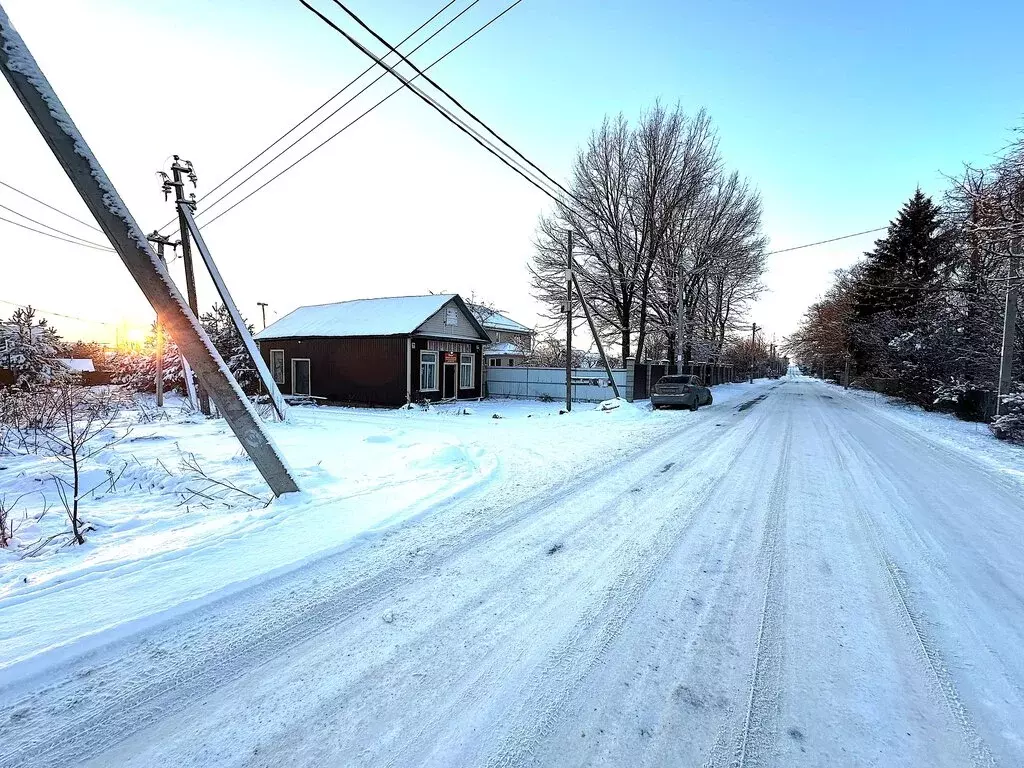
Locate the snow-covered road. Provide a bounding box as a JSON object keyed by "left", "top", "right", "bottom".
{"left": 2, "top": 376, "right": 1023, "bottom": 767}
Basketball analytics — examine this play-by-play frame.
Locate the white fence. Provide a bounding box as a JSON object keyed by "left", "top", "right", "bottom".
{"left": 485, "top": 366, "right": 629, "bottom": 403}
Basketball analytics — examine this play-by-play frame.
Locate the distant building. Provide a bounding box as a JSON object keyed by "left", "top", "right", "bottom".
{"left": 467, "top": 306, "right": 534, "bottom": 368}
{"left": 255, "top": 294, "right": 491, "bottom": 407}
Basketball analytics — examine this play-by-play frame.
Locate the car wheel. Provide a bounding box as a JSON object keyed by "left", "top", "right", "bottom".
{"left": 706, "top": 393, "right": 714, "bottom": 406}
{"left": 690, "top": 401, "right": 699, "bottom": 412}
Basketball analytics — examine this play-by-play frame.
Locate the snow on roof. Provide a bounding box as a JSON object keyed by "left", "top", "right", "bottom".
{"left": 59, "top": 358, "right": 95, "bottom": 372}
{"left": 474, "top": 308, "right": 532, "bottom": 333}
{"left": 256, "top": 295, "right": 460, "bottom": 340}
{"left": 484, "top": 342, "right": 527, "bottom": 356}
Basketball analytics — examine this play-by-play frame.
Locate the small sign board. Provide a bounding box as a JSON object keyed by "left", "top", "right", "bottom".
{"left": 444, "top": 352, "right": 458, "bottom": 364}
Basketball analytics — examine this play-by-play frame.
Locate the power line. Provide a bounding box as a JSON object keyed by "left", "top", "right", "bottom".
{"left": 157, "top": 0, "right": 468, "bottom": 236}
{"left": 329, "top": 0, "right": 578, "bottom": 205}
{"left": 0, "top": 202, "right": 113, "bottom": 250}
{"left": 298, "top": 1, "right": 580, "bottom": 210}
{"left": 185, "top": 0, "right": 484, "bottom": 234}
{"left": 201, "top": 0, "right": 528, "bottom": 230}
{"left": 0, "top": 213, "right": 113, "bottom": 252}
{"left": 310, "top": 3, "right": 888, "bottom": 272}
{"left": 299, "top": 0, "right": 605, "bottom": 228}
{"left": 0, "top": 178, "right": 103, "bottom": 232}
{"left": 0, "top": 297, "right": 115, "bottom": 326}
{"left": 766, "top": 227, "right": 886, "bottom": 256}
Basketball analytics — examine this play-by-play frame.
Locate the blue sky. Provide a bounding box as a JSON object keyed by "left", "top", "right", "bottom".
{"left": 2, "top": 0, "right": 1022, "bottom": 342}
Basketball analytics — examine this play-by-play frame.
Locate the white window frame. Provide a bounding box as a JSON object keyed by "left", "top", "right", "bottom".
{"left": 420, "top": 350, "right": 439, "bottom": 391}
{"left": 270, "top": 349, "right": 285, "bottom": 385}
{"left": 291, "top": 358, "right": 311, "bottom": 396}
{"left": 459, "top": 353, "right": 474, "bottom": 389}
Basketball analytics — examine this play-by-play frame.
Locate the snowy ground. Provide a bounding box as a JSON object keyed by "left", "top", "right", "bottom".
{"left": 0, "top": 381, "right": 767, "bottom": 683}
{"left": 2, "top": 374, "right": 1024, "bottom": 767}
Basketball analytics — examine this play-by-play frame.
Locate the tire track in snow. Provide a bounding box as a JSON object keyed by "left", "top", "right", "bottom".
{"left": 0, "top": 399, "right": 773, "bottom": 768}
{"left": 725, "top": 411, "right": 792, "bottom": 768}
{"left": 478, "top": 412, "right": 782, "bottom": 768}
{"left": 377, "top": 407, "right": 781, "bottom": 768}
{"left": 816, "top": 397, "right": 997, "bottom": 768}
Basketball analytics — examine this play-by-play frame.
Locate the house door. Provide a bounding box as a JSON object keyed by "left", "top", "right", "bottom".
{"left": 443, "top": 358, "right": 457, "bottom": 399}
{"left": 292, "top": 358, "right": 311, "bottom": 396}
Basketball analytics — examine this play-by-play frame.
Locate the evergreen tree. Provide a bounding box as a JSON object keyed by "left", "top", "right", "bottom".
{"left": 0, "top": 306, "right": 66, "bottom": 388}
{"left": 199, "top": 303, "right": 259, "bottom": 395}
{"left": 855, "top": 189, "right": 950, "bottom": 320}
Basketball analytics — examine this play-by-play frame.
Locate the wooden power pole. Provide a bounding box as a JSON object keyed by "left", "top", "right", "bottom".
{"left": 565, "top": 230, "right": 573, "bottom": 412}
{"left": 0, "top": 6, "right": 299, "bottom": 496}
{"left": 749, "top": 323, "right": 759, "bottom": 383}
{"left": 257, "top": 302, "right": 269, "bottom": 330}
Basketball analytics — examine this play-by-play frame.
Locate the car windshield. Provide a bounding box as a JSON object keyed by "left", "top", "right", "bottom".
{"left": 659, "top": 376, "right": 690, "bottom": 384}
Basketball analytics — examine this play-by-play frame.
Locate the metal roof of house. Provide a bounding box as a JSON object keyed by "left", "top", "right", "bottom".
{"left": 473, "top": 308, "right": 532, "bottom": 333}
{"left": 255, "top": 294, "right": 486, "bottom": 340}
{"left": 484, "top": 342, "right": 527, "bottom": 356}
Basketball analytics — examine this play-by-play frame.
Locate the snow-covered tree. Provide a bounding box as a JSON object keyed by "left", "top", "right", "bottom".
{"left": 199, "top": 304, "right": 258, "bottom": 395}
{"left": 0, "top": 306, "right": 67, "bottom": 388}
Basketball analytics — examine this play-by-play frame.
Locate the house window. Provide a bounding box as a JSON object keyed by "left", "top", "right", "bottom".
{"left": 270, "top": 350, "right": 285, "bottom": 384}
{"left": 489, "top": 358, "right": 500, "bottom": 367}
{"left": 459, "top": 353, "right": 474, "bottom": 389}
{"left": 420, "top": 351, "right": 438, "bottom": 391}
{"left": 507, "top": 358, "right": 515, "bottom": 367}
{"left": 444, "top": 307, "right": 459, "bottom": 326}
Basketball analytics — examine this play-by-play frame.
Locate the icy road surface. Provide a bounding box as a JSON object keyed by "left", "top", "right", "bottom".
{"left": 2, "top": 376, "right": 1023, "bottom": 767}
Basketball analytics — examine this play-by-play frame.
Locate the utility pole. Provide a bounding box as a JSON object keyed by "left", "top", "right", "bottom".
{"left": 0, "top": 7, "right": 299, "bottom": 496}
{"left": 146, "top": 230, "right": 175, "bottom": 407}
{"left": 565, "top": 230, "right": 573, "bottom": 412}
{"left": 161, "top": 156, "right": 210, "bottom": 415}
{"left": 257, "top": 301, "right": 269, "bottom": 329}
{"left": 996, "top": 187, "right": 1022, "bottom": 416}
{"left": 749, "top": 323, "right": 758, "bottom": 383}
{"left": 571, "top": 271, "right": 621, "bottom": 399}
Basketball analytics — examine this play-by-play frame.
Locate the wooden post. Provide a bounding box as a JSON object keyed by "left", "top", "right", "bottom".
{"left": 0, "top": 7, "right": 299, "bottom": 496}
{"left": 565, "top": 230, "right": 573, "bottom": 412}
{"left": 155, "top": 241, "right": 165, "bottom": 407}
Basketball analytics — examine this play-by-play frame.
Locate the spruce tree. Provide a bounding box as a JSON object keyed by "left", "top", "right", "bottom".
{"left": 199, "top": 304, "right": 259, "bottom": 395}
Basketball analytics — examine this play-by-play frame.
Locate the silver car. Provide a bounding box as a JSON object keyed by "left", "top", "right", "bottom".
{"left": 651, "top": 374, "right": 714, "bottom": 411}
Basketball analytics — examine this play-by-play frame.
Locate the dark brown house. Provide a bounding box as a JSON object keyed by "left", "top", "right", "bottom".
{"left": 255, "top": 294, "right": 491, "bottom": 407}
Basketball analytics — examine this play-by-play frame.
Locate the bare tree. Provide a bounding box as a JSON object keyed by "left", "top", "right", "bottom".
{"left": 45, "top": 382, "right": 129, "bottom": 545}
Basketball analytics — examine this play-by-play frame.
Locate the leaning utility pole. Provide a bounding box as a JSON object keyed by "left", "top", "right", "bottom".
{"left": 749, "top": 323, "right": 759, "bottom": 383}
{"left": 161, "top": 157, "right": 210, "bottom": 415}
{"left": 564, "top": 231, "right": 574, "bottom": 412}
{"left": 257, "top": 302, "right": 269, "bottom": 329}
{"left": 570, "top": 270, "right": 621, "bottom": 400}
{"left": 996, "top": 188, "right": 1023, "bottom": 416}
{"left": 0, "top": 7, "right": 299, "bottom": 496}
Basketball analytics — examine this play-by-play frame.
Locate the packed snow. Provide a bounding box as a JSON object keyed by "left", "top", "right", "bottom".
{"left": 0, "top": 381, "right": 769, "bottom": 683}
{"left": 3, "top": 375, "right": 1024, "bottom": 768}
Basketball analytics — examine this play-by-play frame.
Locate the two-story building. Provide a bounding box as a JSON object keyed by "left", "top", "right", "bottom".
{"left": 468, "top": 306, "right": 535, "bottom": 368}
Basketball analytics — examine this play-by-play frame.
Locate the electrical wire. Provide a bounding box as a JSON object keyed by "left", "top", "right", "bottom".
{"left": 156, "top": 0, "right": 467, "bottom": 236}
{"left": 0, "top": 202, "right": 113, "bottom": 250}
{"left": 765, "top": 227, "right": 886, "bottom": 256}
{"left": 184, "top": 0, "right": 484, "bottom": 234}
{"left": 329, "top": 0, "right": 579, "bottom": 205}
{"left": 0, "top": 297, "right": 115, "bottom": 325}
{"left": 312, "top": 3, "right": 896, "bottom": 264}
{"left": 0, "top": 178, "right": 103, "bottom": 233}
{"left": 0, "top": 213, "right": 113, "bottom": 252}
{"left": 200, "top": 0, "right": 528, "bottom": 230}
